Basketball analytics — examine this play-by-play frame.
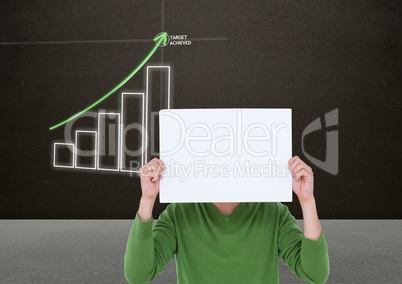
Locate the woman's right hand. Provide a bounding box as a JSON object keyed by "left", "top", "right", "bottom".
{"left": 139, "top": 157, "right": 166, "bottom": 201}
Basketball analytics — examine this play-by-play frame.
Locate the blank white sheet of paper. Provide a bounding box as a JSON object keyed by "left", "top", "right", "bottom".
{"left": 159, "top": 108, "right": 292, "bottom": 203}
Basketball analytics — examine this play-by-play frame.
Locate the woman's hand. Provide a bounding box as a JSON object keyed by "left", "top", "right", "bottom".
{"left": 288, "top": 156, "right": 314, "bottom": 203}
{"left": 139, "top": 157, "right": 166, "bottom": 202}
{"left": 137, "top": 157, "right": 166, "bottom": 221}
{"left": 288, "top": 156, "right": 323, "bottom": 241}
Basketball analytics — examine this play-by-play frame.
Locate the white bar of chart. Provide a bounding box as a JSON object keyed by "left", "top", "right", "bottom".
{"left": 145, "top": 66, "right": 171, "bottom": 162}
{"left": 120, "top": 92, "right": 145, "bottom": 173}
{"left": 97, "top": 112, "right": 121, "bottom": 171}
{"left": 75, "top": 130, "right": 97, "bottom": 170}
{"left": 53, "top": 143, "right": 75, "bottom": 168}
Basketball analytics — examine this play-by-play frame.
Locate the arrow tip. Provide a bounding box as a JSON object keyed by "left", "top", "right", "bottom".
{"left": 154, "top": 32, "right": 169, "bottom": 47}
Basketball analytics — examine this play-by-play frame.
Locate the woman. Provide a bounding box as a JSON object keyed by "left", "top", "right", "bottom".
{"left": 124, "top": 156, "right": 329, "bottom": 284}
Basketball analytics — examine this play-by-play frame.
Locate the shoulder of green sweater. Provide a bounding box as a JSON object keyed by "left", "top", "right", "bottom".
{"left": 158, "top": 203, "right": 195, "bottom": 221}
{"left": 162, "top": 202, "right": 193, "bottom": 215}
{"left": 259, "top": 202, "right": 287, "bottom": 215}
{"left": 276, "top": 202, "right": 295, "bottom": 217}
{"left": 158, "top": 203, "right": 176, "bottom": 220}
{"left": 266, "top": 202, "right": 298, "bottom": 228}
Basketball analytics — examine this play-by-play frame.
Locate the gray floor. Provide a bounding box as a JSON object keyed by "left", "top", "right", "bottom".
{"left": 0, "top": 220, "right": 401, "bottom": 284}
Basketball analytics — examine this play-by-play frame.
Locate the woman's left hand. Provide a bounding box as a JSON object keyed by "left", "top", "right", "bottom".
{"left": 288, "top": 156, "right": 314, "bottom": 202}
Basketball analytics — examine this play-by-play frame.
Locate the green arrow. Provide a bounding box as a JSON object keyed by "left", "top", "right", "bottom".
{"left": 49, "top": 32, "right": 168, "bottom": 131}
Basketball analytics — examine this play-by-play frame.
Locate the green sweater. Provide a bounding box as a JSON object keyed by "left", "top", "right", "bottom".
{"left": 124, "top": 202, "right": 329, "bottom": 284}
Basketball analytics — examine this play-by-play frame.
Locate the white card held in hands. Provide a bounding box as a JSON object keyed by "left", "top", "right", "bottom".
{"left": 159, "top": 108, "right": 292, "bottom": 203}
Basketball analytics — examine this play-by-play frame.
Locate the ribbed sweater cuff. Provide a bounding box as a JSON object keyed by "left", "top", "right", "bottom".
{"left": 302, "top": 230, "right": 326, "bottom": 250}
{"left": 131, "top": 213, "right": 154, "bottom": 241}
{"left": 301, "top": 229, "right": 328, "bottom": 264}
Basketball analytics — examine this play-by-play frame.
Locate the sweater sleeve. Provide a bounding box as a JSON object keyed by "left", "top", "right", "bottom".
{"left": 124, "top": 205, "right": 177, "bottom": 284}
{"left": 277, "top": 203, "right": 330, "bottom": 284}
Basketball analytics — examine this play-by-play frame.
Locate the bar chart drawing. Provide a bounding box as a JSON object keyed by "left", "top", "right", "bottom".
{"left": 52, "top": 65, "right": 172, "bottom": 174}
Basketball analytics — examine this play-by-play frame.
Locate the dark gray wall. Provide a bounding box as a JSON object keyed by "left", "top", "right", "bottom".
{"left": 1, "top": 0, "right": 401, "bottom": 218}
